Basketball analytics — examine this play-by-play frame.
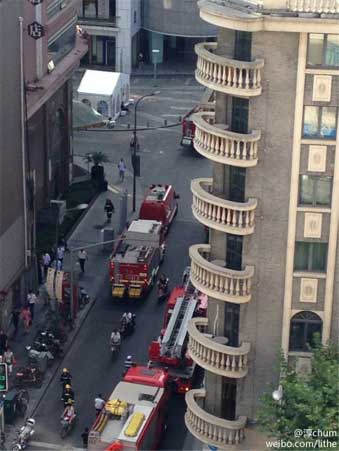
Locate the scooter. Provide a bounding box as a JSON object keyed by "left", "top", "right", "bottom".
{"left": 120, "top": 314, "right": 136, "bottom": 337}
{"left": 110, "top": 339, "right": 121, "bottom": 360}
{"left": 26, "top": 345, "right": 54, "bottom": 368}
{"left": 11, "top": 418, "right": 35, "bottom": 451}
{"left": 79, "top": 287, "right": 90, "bottom": 309}
{"left": 157, "top": 278, "right": 169, "bottom": 302}
{"left": 14, "top": 366, "right": 43, "bottom": 389}
{"left": 60, "top": 413, "right": 76, "bottom": 438}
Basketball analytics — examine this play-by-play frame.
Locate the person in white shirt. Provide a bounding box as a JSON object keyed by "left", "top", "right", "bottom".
{"left": 42, "top": 252, "right": 51, "bottom": 278}
{"left": 27, "top": 290, "right": 37, "bottom": 320}
{"left": 94, "top": 394, "right": 105, "bottom": 416}
{"left": 118, "top": 158, "right": 126, "bottom": 182}
{"left": 57, "top": 246, "right": 65, "bottom": 269}
{"left": 78, "top": 249, "right": 88, "bottom": 273}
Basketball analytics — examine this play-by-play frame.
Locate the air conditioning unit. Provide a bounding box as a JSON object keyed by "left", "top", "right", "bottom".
{"left": 50, "top": 200, "right": 66, "bottom": 224}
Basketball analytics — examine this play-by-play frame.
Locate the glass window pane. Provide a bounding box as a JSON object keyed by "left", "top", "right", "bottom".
{"left": 299, "top": 175, "right": 314, "bottom": 205}
{"left": 84, "top": 0, "right": 97, "bottom": 17}
{"left": 306, "top": 322, "right": 322, "bottom": 349}
{"left": 289, "top": 322, "right": 305, "bottom": 351}
{"left": 303, "top": 106, "right": 319, "bottom": 137}
{"left": 48, "top": 24, "right": 76, "bottom": 64}
{"left": 320, "top": 107, "right": 337, "bottom": 139}
{"left": 325, "top": 35, "right": 339, "bottom": 67}
{"left": 311, "top": 243, "right": 327, "bottom": 271}
{"left": 316, "top": 177, "right": 332, "bottom": 206}
{"left": 294, "top": 242, "right": 309, "bottom": 271}
{"left": 308, "top": 34, "right": 324, "bottom": 65}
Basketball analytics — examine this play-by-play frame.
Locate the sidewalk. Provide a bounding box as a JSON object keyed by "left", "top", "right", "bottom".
{"left": 4, "top": 177, "right": 140, "bottom": 446}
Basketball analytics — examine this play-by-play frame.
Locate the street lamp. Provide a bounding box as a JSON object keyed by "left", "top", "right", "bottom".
{"left": 132, "top": 91, "right": 160, "bottom": 212}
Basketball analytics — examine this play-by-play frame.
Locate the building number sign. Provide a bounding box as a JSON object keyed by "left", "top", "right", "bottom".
{"left": 28, "top": 21, "right": 44, "bottom": 40}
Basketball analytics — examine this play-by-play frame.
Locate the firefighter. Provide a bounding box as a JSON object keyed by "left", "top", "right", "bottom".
{"left": 60, "top": 368, "right": 72, "bottom": 394}
{"left": 62, "top": 384, "right": 75, "bottom": 406}
{"left": 104, "top": 199, "right": 115, "bottom": 222}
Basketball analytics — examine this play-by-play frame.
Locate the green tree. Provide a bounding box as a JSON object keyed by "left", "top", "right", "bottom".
{"left": 90, "top": 151, "right": 109, "bottom": 166}
{"left": 258, "top": 343, "right": 339, "bottom": 448}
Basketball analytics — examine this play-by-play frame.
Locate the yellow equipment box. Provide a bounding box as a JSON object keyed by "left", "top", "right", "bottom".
{"left": 124, "top": 412, "right": 146, "bottom": 437}
{"left": 128, "top": 287, "right": 142, "bottom": 298}
{"left": 112, "top": 285, "right": 125, "bottom": 298}
{"left": 105, "top": 399, "right": 128, "bottom": 416}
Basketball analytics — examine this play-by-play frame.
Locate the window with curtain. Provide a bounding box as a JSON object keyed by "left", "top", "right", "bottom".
{"left": 307, "top": 34, "right": 339, "bottom": 67}
{"left": 303, "top": 106, "right": 337, "bottom": 139}
{"left": 299, "top": 175, "right": 332, "bottom": 207}
{"left": 294, "top": 242, "right": 328, "bottom": 272}
{"left": 289, "top": 311, "right": 322, "bottom": 352}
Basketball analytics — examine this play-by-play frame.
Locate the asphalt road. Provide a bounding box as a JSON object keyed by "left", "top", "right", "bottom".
{"left": 31, "top": 76, "right": 211, "bottom": 450}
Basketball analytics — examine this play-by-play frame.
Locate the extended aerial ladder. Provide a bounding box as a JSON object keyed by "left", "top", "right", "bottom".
{"left": 160, "top": 292, "right": 197, "bottom": 360}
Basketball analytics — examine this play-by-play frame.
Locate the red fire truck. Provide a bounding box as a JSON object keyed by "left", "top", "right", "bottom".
{"left": 148, "top": 275, "right": 206, "bottom": 394}
{"left": 139, "top": 184, "right": 179, "bottom": 234}
{"left": 109, "top": 220, "right": 165, "bottom": 299}
{"left": 180, "top": 89, "right": 214, "bottom": 150}
{"left": 88, "top": 366, "right": 169, "bottom": 451}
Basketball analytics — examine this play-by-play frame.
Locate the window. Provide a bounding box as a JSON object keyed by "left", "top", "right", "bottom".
{"left": 47, "top": 0, "right": 65, "bottom": 20}
{"left": 48, "top": 22, "right": 76, "bottom": 64}
{"left": 294, "top": 242, "right": 328, "bottom": 272}
{"left": 307, "top": 34, "right": 339, "bottom": 67}
{"left": 303, "top": 106, "right": 337, "bottom": 139}
{"left": 134, "top": 10, "right": 137, "bottom": 23}
{"left": 82, "top": 0, "right": 98, "bottom": 18}
{"left": 234, "top": 31, "right": 252, "bottom": 62}
{"left": 97, "top": 100, "right": 108, "bottom": 116}
{"left": 289, "top": 311, "right": 322, "bottom": 352}
{"left": 299, "top": 175, "right": 332, "bottom": 206}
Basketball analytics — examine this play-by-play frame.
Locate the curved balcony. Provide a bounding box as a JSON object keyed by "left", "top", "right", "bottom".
{"left": 195, "top": 42, "right": 264, "bottom": 97}
{"left": 287, "top": 0, "right": 338, "bottom": 13}
{"left": 193, "top": 112, "right": 260, "bottom": 167}
{"left": 191, "top": 178, "right": 257, "bottom": 235}
{"left": 189, "top": 244, "right": 254, "bottom": 304}
{"left": 188, "top": 318, "right": 251, "bottom": 378}
{"left": 185, "top": 389, "right": 246, "bottom": 448}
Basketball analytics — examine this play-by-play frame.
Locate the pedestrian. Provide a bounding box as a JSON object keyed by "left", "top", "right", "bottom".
{"left": 42, "top": 252, "right": 51, "bottom": 279}
{"left": 118, "top": 158, "right": 126, "bottom": 182}
{"left": 57, "top": 245, "right": 65, "bottom": 269}
{"left": 27, "top": 290, "right": 37, "bottom": 320}
{"left": 81, "top": 427, "right": 89, "bottom": 449}
{"left": 0, "top": 330, "right": 8, "bottom": 356}
{"left": 11, "top": 309, "right": 20, "bottom": 337}
{"left": 78, "top": 249, "right": 88, "bottom": 273}
{"left": 20, "top": 306, "right": 32, "bottom": 334}
{"left": 94, "top": 394, "right": 105, "bottom": 416}
{"left": 138, "top": 52, "right": 144, "bottom": 69}
{"left": 104, "top": 199, "right": 115, "bottom": 223}
{"left": 3, "top": 347, "right": 15, "bottom": 374}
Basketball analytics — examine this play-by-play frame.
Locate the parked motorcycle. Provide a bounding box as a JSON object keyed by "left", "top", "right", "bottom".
{"left": 60, "top": 413, "right": 76, "bottom": 438}
{"left": 26, "top": 345, "right": 54, "bottom": 368}
{"left": 120, "top": 314, "right": 136, "bottom": 337}
{"left": 157, "top": 278, "right": 169, "bottom": 302}
{"left": 14, "top": 366, "right": 43, "bottom": 389}
{"left": 79, "top": 287, "right": 90, "bottom": 309}
{"left": 34, "top": 331, "right": 63, "bottom": 358}
{"left": 11, "top": 418, "right": 35, "bottom": 451}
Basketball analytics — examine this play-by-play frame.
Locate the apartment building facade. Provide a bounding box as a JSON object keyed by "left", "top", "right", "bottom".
{"left": 77, "top": 0, "right": 141, "bottom": 73}
{"left": 0, "top": 0, "right": 87, "bottom": 328}
{"left": 184, "top": 0, "right": 339, "bottom": 448}
{"left": 141, "top": 0, "right": 217, "bottom": 68}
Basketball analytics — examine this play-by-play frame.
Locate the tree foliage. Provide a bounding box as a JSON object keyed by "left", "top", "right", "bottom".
{"left": 84, "top": 151, "right": 109, "bottom": 166}
{"left": 258, "top": 342, "right": 339, "bottom": 447}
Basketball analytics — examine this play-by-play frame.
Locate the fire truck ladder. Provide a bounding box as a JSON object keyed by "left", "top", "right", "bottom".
{"left": 160, "top": 295, "right": 197, "bottom": 360}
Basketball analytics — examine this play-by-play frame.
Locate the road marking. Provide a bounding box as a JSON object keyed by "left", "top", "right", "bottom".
{"left": 108, "top": 185, "right": 121, "bottom": 194}
{"left": 170, "top": 106, "right": 191, "bottom": 110}
{"left": 30, "top": 440, "right": 84, "bottom": 450}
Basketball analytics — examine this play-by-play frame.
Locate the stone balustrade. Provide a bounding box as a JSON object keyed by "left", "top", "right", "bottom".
{"left": 195, "top": 42, "right": 264, "bottom": 97}
{"left": 185, "top": 389, "right": 247, "bottom": 447}
{"left": 189, "top": 244, "right": 254, "bottom": 304}
{"left": 193, "top": 112, "right": 260, "bottom": 167}
{"left": 287, "top": 0, "right": 338, "bottom": 13}
{"left": 191, "top": 178, "right": 257, "bottom": 235}
{"left": 187, "top": 318, "right": 251, "bottom": 378}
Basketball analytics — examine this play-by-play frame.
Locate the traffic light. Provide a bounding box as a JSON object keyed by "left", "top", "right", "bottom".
{"left": 0, "top": 364, "right": 8, "bottom": 392}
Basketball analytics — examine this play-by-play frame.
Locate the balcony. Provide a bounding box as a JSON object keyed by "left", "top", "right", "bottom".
{"left": 188, "top": 318, "right": 251, "bottom": 378}
{"left": 193, "top": 112, "right": 260, "bottom": 167}
{"left": 191, "top": 178, "right": 257, "bottom": 235}
{"left": 185, "top": 389, "right": 247, "bottom": 448}
{"left": 287, "top": 0, "right": 338, "bottom": 13}
{"left": 78, "top": 16, "right": 119, "bottom": 28}
{"left": 195, "top": 43, "right": 264, "bottom": 97}
{"left": 189, "top": 244, "right": 254, "bottom": 304}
